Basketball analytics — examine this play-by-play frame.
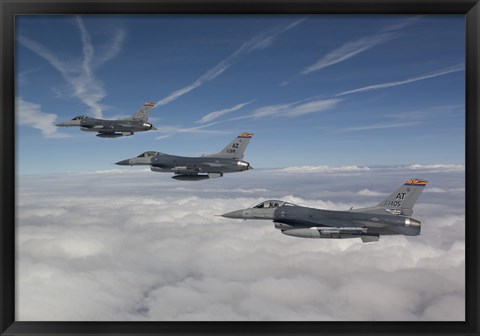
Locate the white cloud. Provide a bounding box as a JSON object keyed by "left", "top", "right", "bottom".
{"left": 155, "top": 18, "right": 305, "bottom": 108}
{"left": 407, "top": 164, "right": 465, "bottom": 172}
{"left": 16, "top": 166, "right": 464, "bottom": 321}
{"left": 357, "top": 188, "right": 386, "bottom": 197}
{"left": 424, "top": 187, "right": 447, "bottom": 193}
{"left": 16, "top": 97, "right": 70, "bottom": 138}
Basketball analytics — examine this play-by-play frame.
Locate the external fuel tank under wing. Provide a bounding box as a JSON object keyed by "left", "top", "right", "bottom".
{"left": 55, "top": 102, "right": 157, "bottom": 138}
{"left": 115, "top": 133, "right": 254, "bottom": 180}
{"left": 221, "top": 179, "right": 428, "bottom": 243}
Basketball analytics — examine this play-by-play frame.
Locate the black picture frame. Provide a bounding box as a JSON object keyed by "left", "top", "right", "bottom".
{"left": 1, "top": 1, "right": 478, "bottom": 335}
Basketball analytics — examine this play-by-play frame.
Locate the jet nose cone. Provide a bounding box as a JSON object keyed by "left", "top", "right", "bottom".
{"left": 221, "top": 210, "right": 244, "bottom": 219}
{"left": 115, "top": 159, "right": 131, "bottom": 166}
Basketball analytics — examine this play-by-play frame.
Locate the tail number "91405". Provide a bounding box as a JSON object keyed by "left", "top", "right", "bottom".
{"left": 384, "top": 200, "right": 402, "bottom": 207}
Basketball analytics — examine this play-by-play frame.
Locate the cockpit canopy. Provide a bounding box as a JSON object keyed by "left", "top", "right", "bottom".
{"left": 137, "top": 151, "right": 159, "bottom": 158}
{"left": 253, "top": 200, "right": 297, "bottom": 209}
{"left": 71, "top": 116, "right": 87, "bottom": 121}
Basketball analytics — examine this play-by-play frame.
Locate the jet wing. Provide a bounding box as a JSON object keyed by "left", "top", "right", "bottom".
{"left": 273, "top": 218, "right": 321, "bottom": 228}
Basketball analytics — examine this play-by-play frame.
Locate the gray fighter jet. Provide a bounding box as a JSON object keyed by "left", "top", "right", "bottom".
{"left": 222, "top": 178, "right": 428, "bottom": 243}
{"left": 55, "top": 102, "right": 157, "bottom": 137}
{"left": 116, "top": 132, "right": 254, "bottom": 180}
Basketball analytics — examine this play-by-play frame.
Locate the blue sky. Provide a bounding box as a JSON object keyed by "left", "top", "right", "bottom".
{"left": 16, "top": 15, "right": 465, "bottom": 175}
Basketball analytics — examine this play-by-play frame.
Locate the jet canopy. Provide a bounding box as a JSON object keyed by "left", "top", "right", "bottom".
{"left": 253, "top": 200, "right": 297, "bottom": 209}
{"left": 137, "top": 151, "right": 159, "bottom": 158}
{"left": 71, "top": 116, "right": 87, "bottom": 121}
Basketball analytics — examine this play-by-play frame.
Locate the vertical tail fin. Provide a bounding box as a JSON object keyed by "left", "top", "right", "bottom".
{"left": 205, "top": 133, "right": 253, "bottom": 159}
{"left": 128, "top": 102, "right": 155, "bottom": 121}
{"left": 354, "top": 178, "right": 428, "bottom": 216}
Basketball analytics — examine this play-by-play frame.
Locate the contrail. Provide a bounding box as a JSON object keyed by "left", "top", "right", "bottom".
{"left": 155, "top": 18, "right": 306, "bottom": 108}
{"left": 336, "top": 64, "right": 464, "bottom": 97}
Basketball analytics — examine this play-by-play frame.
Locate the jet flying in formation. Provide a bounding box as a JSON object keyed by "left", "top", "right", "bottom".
{"left": 116, "top": 133, "right": 254, "bottom": 180}
{"left": 222, "top": 178, "right": 428, "bottom": 243}
{"left": 55, "top": 102, "right": 157, "bottom": 138}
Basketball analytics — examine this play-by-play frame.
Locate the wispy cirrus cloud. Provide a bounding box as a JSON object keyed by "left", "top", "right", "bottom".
{"left": 302, "top": 32, "right": 397, "bottom": 74}
{"left": 200, "top": 94, "right": 341, "bottom": 124}
{"left": 155, "top": 18, "right": 306, "bottom": 108}
{"left": 336, "top": 64, "right": 464, "bottom": 97}
{"left": 18, "top": 68, "right": 41, "bottom": 87}
{"left": 249, "top": 98, "right": 341, "bottom": 119}
{"left": 215, "top": 97, "right": 341, "bottom": 122}
{"left": 301, "top": 17, "right": 420, "bottom": 75}
{"left": 154, "top": 123, "right": 230, "bottom": 140}
{"left": 168, "top": 61, "right": 460, "bottom": 139}
{"left": 18, "top": 16, "right": 126, "bottom": 119}
{"left": 197, "top": 100, "right": 254, "bottom": 124}
{"left": 338, "top": 104, "right": 463, "bottom": 133}
{"left": 339, "top": 121, "right": 420, "bottom": 133}
{"left": 16, "top": 97, "right": 70, "bottom": 138}
{"left": 157, "top": 97, "right": 340, "bottom": 140}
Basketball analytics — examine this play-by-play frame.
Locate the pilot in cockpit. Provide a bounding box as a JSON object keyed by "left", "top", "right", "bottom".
{"left": 254, "top": 200, "right": 284, "bottom": 209}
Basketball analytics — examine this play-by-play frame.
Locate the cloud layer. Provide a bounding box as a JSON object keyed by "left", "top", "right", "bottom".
{"left": 16, "top": 165, "right": 464, "bottom": 321}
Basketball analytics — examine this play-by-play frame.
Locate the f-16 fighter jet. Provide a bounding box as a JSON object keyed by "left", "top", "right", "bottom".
{"left": 116, "top": 133, "right": 254, "bottom": 181}
{"left": 55, "top": 102, "right": 157, "bottom": 138}
{"left": 222, "top": 178, "right": 428, "bottom": 243}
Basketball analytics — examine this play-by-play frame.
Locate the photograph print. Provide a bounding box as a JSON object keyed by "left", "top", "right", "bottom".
{"left": 15, "top": 14, "right": 465, "bottom": 321}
